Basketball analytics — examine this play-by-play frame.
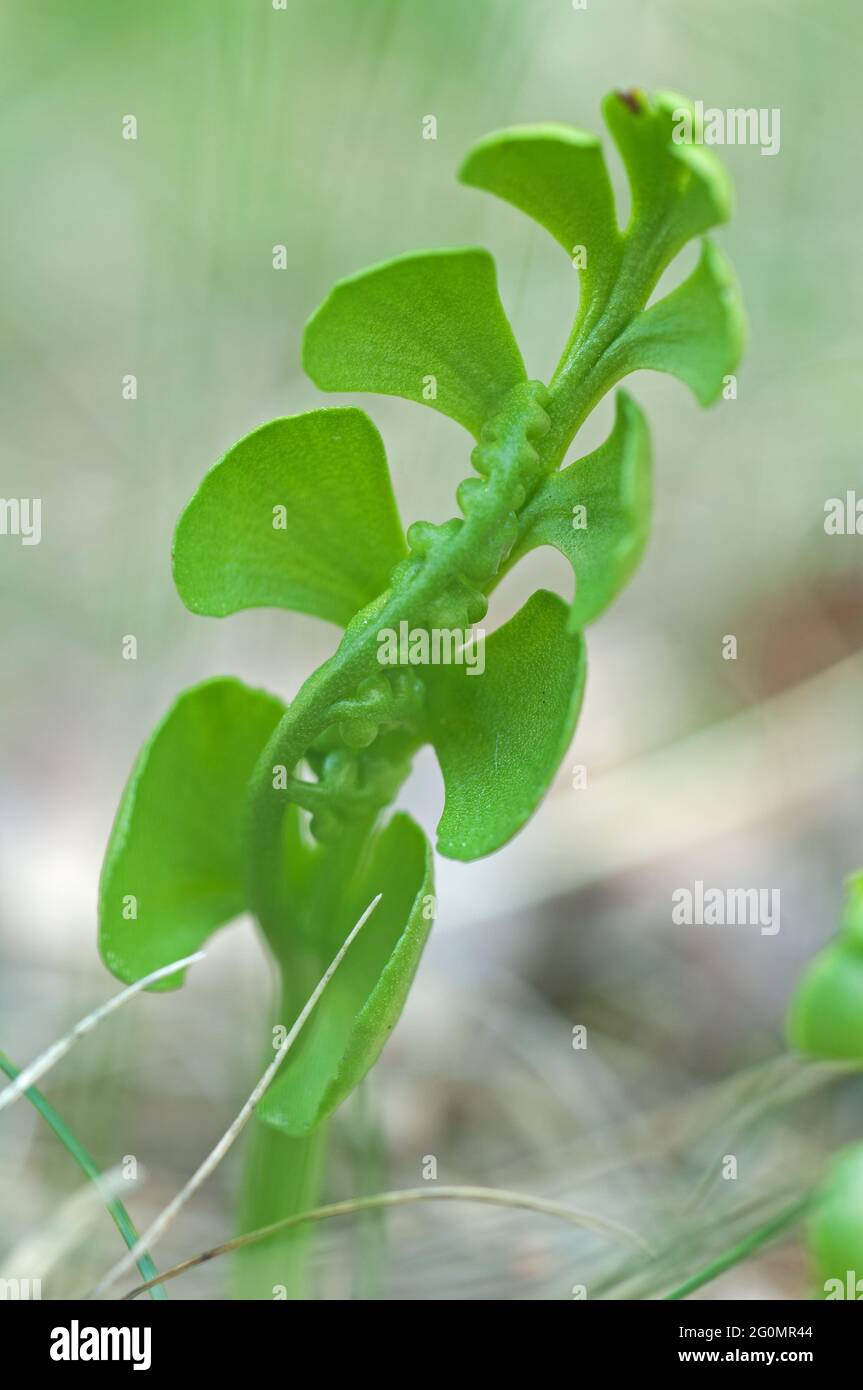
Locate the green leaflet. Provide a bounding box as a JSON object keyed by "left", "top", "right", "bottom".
{"left": 173, "top": 408, "right": 407, "bottom": 627}
{"left": 601, "top": 89, "right": 733, "bottom": 273}
{"left": 809, "top": 1145, "right": 863, "bottom": 1298}
{"left": 425, "top": 590, "right": 586, "bottom": 861}
{"left": 500, "top": 390, "right": 651, "bottom": 632}
{"left": 99, "top": 678, "right": 285, "bottom": 990}
{"left": 459, "top": 124, "right": 622, "bottom": 312}
{"left": 302, "top": 247, "right": 526, "bottom": 438}
{"left": 258, "top": 813, "right": 433, "bottom": 1136}
{"left": 603, "top": 239, "right": 745, "bottom": 406}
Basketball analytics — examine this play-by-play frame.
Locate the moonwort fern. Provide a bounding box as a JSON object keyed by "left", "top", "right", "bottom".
{"left": 98, "top": 90, "right": 744, "bottom": 1296}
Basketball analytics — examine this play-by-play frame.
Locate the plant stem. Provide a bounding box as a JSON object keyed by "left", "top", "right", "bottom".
{"left": 350, "top": 1078, "right": 386, "bottom": 1300}
{"left": 0, "top": 1050, "right": 165, "bottom": 1299}
{"left": 234, "top": 1115, "right": 328, "bottom": 1300}
{"left": 663, "top": 1195, "right": 810, "bottom": 1301}
{"left": 233, "top": 958, "right": 331, "bottom": 1302}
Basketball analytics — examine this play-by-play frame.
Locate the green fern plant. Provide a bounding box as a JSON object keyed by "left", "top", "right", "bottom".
{"left": 98, "top": 89, "right": 744, "bottom": 1297}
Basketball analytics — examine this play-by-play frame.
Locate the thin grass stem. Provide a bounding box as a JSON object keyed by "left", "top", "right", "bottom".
{"left": 88, "top": 895, "right": 381, "bottom": 1298}
{"left": 663, "top": 1196, "right": 811, "bottom": 1301}
{"left": 0, "top": 952, "right": 206, "bottom": 1113}
{"left": 0, "top": 1050, "right": 165, "bottom": 1299}
{"left": 124, "top": 1183, "right": 649, "bottom": 1298}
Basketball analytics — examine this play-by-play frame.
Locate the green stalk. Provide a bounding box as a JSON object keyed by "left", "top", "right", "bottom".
{"left": 234, "top": 1116, "right": 328, "bottom": 1300}
{"left": 663, "top": 1196, "right": 810, "bottom": 1301}
{"left": 0, "top": 1050, "right": 166, "bottom": 1298}
{"left": 350, "top": 1079, "right": 386, "bottom": 1300}
{"left": 545, "top": 216, "right": 671, "bottom": 467}
{"left": 233, "top": 950, "right": 331, "bottom": 1301}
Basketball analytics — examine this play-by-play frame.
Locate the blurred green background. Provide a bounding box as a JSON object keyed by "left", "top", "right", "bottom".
{"left": 1, "top": 0, "right": 862, "bottom": 1299}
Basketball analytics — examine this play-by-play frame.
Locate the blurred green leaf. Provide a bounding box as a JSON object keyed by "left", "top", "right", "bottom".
{"left": 501, "top": 390, "right": 651, "bottom": 630}
{"left": 787, "top": 941, "right": 863, "bottom": 1060}
{"left": 605, "top": 239, "right": 745, "bottom": 406}
{"left": 788, "top": 872, "right": 863, "bottom": 1060}
{"left": 809, "top": 1145, "right": 863, "bottom": 1297}
{"left": 99, "top": 678, "right": 284, "bottom": 989}
{"left": 173, "top": 408, "right": 406, "bottom": 627}
{"left": 425, "top": 590, "right": 586, "bottom": 860}
{"left": 459, "top": 124, "right": 622, "bottom": 311}
{"left": 259, "top": 813, "right": 433, "bottom": 1136}
{"left": 303, "top": 248, "right": 526, "bottom": 438}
